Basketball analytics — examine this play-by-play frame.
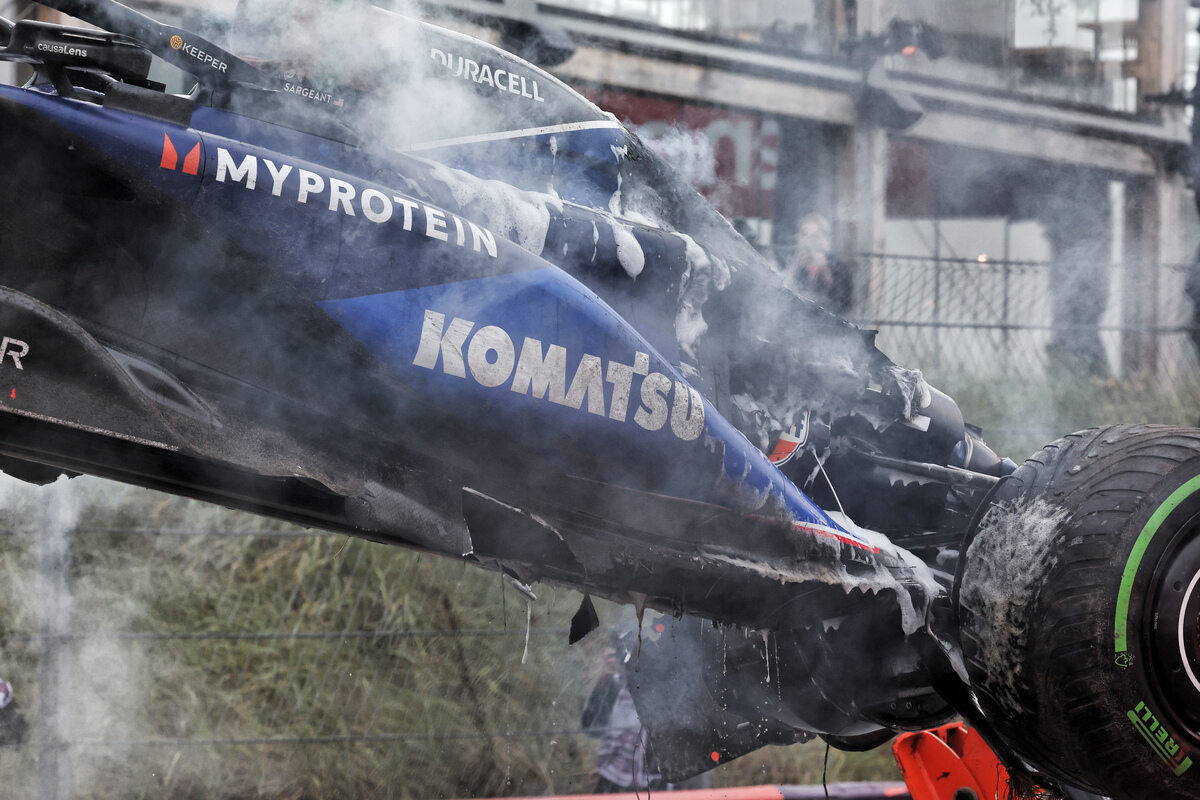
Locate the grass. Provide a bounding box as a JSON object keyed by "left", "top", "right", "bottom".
{"left": 0, "top": 477, "right": 901, "bottom": 798}
{"left": 937, "top": 373, "right": 1200, "bottom": 461}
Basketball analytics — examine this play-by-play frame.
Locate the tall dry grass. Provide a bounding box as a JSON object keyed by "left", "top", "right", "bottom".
{"left": 0, "top": 478, "right": 896, "bottom": 799}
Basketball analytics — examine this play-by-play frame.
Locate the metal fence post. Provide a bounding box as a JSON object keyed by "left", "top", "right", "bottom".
{"left": 37, "top": 479, "right": 71, "bottom": 800}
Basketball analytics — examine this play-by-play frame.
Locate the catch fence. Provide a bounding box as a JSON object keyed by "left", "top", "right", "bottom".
{"left": 0, "top": 502, "right": 630, "bottom": 800}
{"left": 0, "top": 490, "right": 900, "bottom": 800}
{"left": 843, "top": 253, "right": 1200, "bottom": 455}
{"left": 849, "top": 253, "right": 1197, "bottom": 381}
{"left": 0, "top": 501, "right": 898, "bottom": 799}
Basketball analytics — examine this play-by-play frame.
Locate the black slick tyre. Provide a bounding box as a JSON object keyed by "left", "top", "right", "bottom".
{"left": 957, "top": 425, "right": 1200, "bottom": 800}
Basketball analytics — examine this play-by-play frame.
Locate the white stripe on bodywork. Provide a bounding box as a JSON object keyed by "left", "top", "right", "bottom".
{"left": 400, "top": 120, "right": 625, "bottom": 153}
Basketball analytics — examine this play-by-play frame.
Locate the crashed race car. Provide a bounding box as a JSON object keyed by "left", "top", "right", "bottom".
{"left": 0, "top": 2, "right": 1196, "bottom": 798}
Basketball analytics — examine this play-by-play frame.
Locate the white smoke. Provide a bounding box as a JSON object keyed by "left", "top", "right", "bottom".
{"left": 0, "top": 476, "right": 158, "bottom": 797}
{"left": 633, "top": 125, "right": 715, "bottom": 188}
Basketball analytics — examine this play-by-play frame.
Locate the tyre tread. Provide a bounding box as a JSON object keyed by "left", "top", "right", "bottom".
{"left": 959, "top": 425, "right": 1200, "bottom": 799}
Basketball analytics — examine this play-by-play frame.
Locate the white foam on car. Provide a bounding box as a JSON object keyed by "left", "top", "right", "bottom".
{"left": 611, "top": 221, "right": 645, "bottom": 279}
{"left": 959, "top": 498, "right": 1069, "bottom": 715}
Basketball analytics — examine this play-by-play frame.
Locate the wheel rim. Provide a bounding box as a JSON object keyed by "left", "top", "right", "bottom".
{"left": 1181, "top": 571, "right": 1200, "bottom": 694}
{"left": 1146, "top": 514, "right": 1200, "bottom": 739}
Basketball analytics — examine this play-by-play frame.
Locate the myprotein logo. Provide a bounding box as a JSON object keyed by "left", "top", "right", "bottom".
{"left": 160, "top": 133, "right": 200, "bottom": 176}
{"left": 413, "top": 310, "right": 705, "bottom": 441}
{"left": 214, "top": 148, "right": 498, "bottom": 258}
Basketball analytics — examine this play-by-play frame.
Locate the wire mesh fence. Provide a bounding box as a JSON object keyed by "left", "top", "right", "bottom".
{"left": 845, "top": 253, "right": 1200, "bottom": 457}
{"left": 0, "top": 495, "right": 618, "bottom": 799}
{"left": 855, "top": 254, "right": 1055, "bottom": 377}
{"left": 0, "top": 482, "right": 896, "bottom": 800}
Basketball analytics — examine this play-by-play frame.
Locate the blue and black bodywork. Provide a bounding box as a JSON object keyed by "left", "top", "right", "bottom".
{"left": 0, "top": 0, "right": 1013, "bottom": 775}
{"left": 6, "top": 5, "right": 1199, "bottom": 800}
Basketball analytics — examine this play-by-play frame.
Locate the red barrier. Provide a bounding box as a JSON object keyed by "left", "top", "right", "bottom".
{"left": 893, "top": 724, "right": 1010, "bottom": 800}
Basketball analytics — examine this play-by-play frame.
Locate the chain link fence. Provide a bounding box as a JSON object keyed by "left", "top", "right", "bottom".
{"left": 0, "top": 484, "right": 614, "bottom": 800}
{"left": 843, "top": 253, "right": 1200, "bottom": 457}
{"left": 0, "top": 480, "right": 895, "bottom": 800}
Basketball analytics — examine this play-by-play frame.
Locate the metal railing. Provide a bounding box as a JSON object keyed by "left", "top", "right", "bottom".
{"left": 827, "top": 252, "right": 1200, "bottom": 457}
{"left": 532, "top": 0, "right": 1141, "bottom": 111}
{"left": 841, "top": 252, "right": 1196, "bottom": 381}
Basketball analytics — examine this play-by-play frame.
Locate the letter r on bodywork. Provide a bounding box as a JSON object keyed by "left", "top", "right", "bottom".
{"left": 1, "top": 337, "right": 28, "bottom": 369}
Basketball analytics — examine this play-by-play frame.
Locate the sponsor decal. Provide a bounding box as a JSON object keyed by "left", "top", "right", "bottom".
{"left": 172, "top": 38, "right": 228, "bottom": 73}
{"left": 213, "top": 148, "right": 498, "bottom": 258}
{"left": 412, "top": 309, "right": 705, "bottom": 442}
{"left": 283, "top": 82, "right": 337, "bottom": 105}
{"left": 160, "top": 133, "right": 201, "bottom": 176}
{"left": 35, "top": 41, "right": 88, "bottom": 58}
{"left": 1128, "top": 700, "right": 1193, "bottom": 777}
{"left": 407, "top": 310, "right": 876, "bottom": 552}
{"left": 0, "top": 338, "right": 27, "bottom": 370}
{"left": 429, "top": 48, "right": 545, "bottom": 103}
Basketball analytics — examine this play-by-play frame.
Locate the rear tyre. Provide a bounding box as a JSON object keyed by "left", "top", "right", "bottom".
{"left": 958, "top": 425, "right": 1200, "bottom": 800}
